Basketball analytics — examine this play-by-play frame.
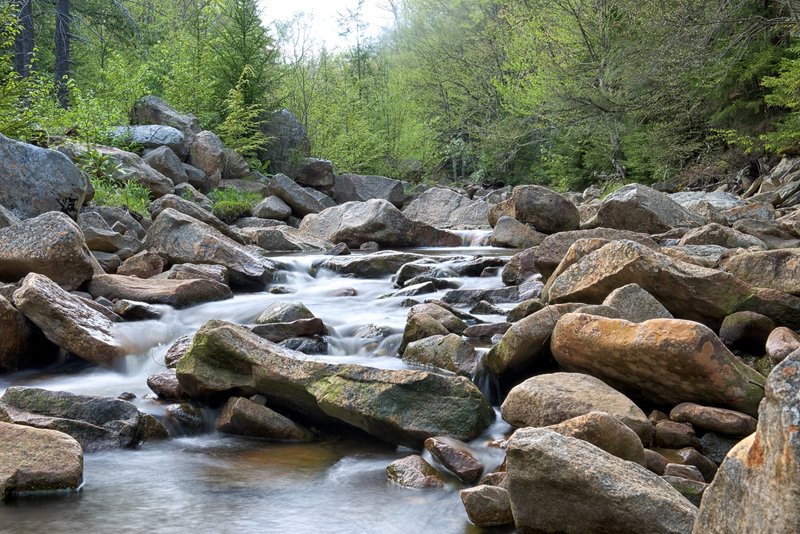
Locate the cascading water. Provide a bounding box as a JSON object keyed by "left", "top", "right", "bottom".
{"left": 0, "top": 243, "right": 514, "bottom": 533}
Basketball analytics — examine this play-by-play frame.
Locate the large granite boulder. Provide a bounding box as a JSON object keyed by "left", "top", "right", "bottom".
{"left": 587, "top": 184, "right": 705, "bottom": 233}
{"left": 188, "top": 131, "right": 225, "bottom": 187}
{"left": 238, "top": 226, "right": 333, "bottom": 252}
{"left": 144, "top": 208, "right": 277, "bottom": 288}
{"left": 403, "top": 187, "right": 489, "bottom": 228}
{"left": 490, "top": 216, "right": 546, "bottom": 249}
{"left": 333, "top": 173, "right": 405, "bottom": 207}
{"left": 506, "top": 429, "right": 697, "bottom": 533}
{"left": 501, "top": 372, "right": 652, "bottom": 443}
{"left": 551, "top": 313, "right": 766, "bottom": 416}
{"left": 176, "top": 320, "right": 494, "bottom": 447}
{"left": 299, "top": 199, "right": 460, "bottom": 248}
{"left": 0, "top": 134, "right": 92, "bottom": 220}
{"left": 261, "top": 109, "right": 310, "bottom": 175}
{"left": 512, "top": 185, "right": 580, "bottom": 234}
{"left": 142, "top": 146, "right": 189, "bottom": 184}
{"left": 692, "top": 351, "right": 800, "bottom": 534}
{"left": 678, "top": 223, "right": 766, "bottom": 249}
{"left": 269, "top": 173, "right": 327, "bottom": 216}
{"left": 545, "top": 411, "right": 646, "bottom": 465}
{"left": 0, "top": 211, "right": 101, "bottom": 290}
{"left": 130, "top": 96, "right": 201, "bottom": 140}
{"left": 149, "top": 194, "right": 245, "bottom": 244}
{"left": 111, "top": 125, "right": 188, "bottom": 159}
{"left": 0, "top": 387, "right": 166, "bottom": 452}
{"left": 95, "top": 146, "right": 174, "bottom": 198}
{"left": 722, "top": 249, "right": 800, "bottom": 296}
{"left": 0, "top": 422, "right": 83, "bottom": 499}
{"left": 87, "top": 274, "right": 232, "bottom": 308}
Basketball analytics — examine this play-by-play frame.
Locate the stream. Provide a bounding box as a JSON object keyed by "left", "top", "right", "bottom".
{"left": 0, "top": 234, "right": 516, "bottom": 533}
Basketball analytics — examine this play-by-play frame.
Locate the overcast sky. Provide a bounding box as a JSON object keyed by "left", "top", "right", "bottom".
{"left": 258, "top": 0, "right": 395, "bottom": 51}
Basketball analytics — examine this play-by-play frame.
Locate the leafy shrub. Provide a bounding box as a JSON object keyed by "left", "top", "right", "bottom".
{"left": 75, "top": 149, "right": 150, "bottom": 217}
{"left": 208, "top": 188, "right": 261, "bottom": 223}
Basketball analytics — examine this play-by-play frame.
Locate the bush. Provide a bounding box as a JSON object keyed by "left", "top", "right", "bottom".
{"left": 208, "top": 188, "right": 261, "bottom": 223}
{"left": 75, "top": 149, "right": 150, "bottom": 217}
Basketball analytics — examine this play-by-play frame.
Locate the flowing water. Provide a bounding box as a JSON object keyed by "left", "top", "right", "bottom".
{"left": 0, "top": 236, "right": 516, "bottom": 533}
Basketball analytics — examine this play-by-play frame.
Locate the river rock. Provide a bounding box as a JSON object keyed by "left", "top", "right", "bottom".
{"left": 654, "top": 421, "right": 701, "bottom": 449}
{"left": 161, "top": 263, "right": 230, "bottom": 285}
{"left": 500, "top": 372, "right": 652, "bottom": 443}
{"left": 0, "top": 295, "right": 57, "bottom": 373}
{"left": 164, "top": 335, "right": 193, "bottom": 368}
{"left": 699, "top": 433, "right": 740, "bottom": 465}
{"left": 149, "top": 194, "right": 245, "bottom": 244}
{"left": 403, "top": 187, "right": 489, "bottom": 228}
{"left": 677, "top": 448, "right": 719, "bottom": 482}
{"left": 333, "top": 173, "right": 405, "bottom": 207}
{"left": 722, "top": 249, "right": 800, "bottom": 296}
{"left": 144, "top": 208, "right": 277, "bottom": 288}
{"left": 483, "top": 304, "right": 581, "bottom": 377}
{"left": 250, "top": 318, "right": 327, "bottom": 342}
{"left": 766, "top": 326, "right": 800, "bottom": 364}
{"left": 88, "top": 274, "right": 232, "bottom": 308}
{"left": 95, "top": 146, "right": 174, "bottom": 198}
{"left": 678, "top": 223, "right": 766, "bottom": 249}
{"left": 664, "top": 463, "right": 705, "bottom": 483}
{"left": 545, "top": 411, "right": 646, "bottom": 465}
{"left": 216, "top": 397, "right": 313, "bottom": 442}
{"left": 601, "top": 283, "right": 673, "bottom": 322}
{"left": 459, "top": 485, "right": 513, "bottom": 527}
{"left": 12, "top": 274, "right": 127, "bottom": 367}
{"left": 506, "top": 428, "right": 698, "bottom": 534}
{"left": 693, "top": 352, "right": 800, "bottom": 533}
{"left": 0, "top": 387, "right": 166, "bottom": 452}
{"left": 0, "top": 134, "right": 91, "bottom": 220}
{"left": 386, "top": 455, "right": 444, "bottom": 489}
{"left": 512, "top": 185, "right": 580, "bottom": 234}
{"left": 239, "top": 226, "right": 333, "bottom": 252}
{"left": 312, "top": 251, "right": 425, "bottom": 278}
{"left": 0, "top": 422, "right": 83, "bottom": 499}
{"left": 587, "top": 183, "right": 705, "bottom": 233}
{"left": 408, "top": 303, "right": 468, "bottom": 334}
{"left": 112, "top": 125, "right": 188, "bottom": 159}
{"left": 424, "top": 436, "right": 484, "bottom": 483}
{"left": 718, "top": 311, "right": 774, "bottom": 353}
{"left": 551, "top": 314, "right": 766, "bottom": 416}
{"left": 645, "top": 449, "right": 669, "bottom": 475}
{"left": 0, "top": 211, "right": 101, "bottom": 290}
{"left": 112, "top": 299, "right": 162, "bottom": 320}
{"left": 268, "top": 173, "right": 326, "bottom": 216}
{"left": 670, "top": 402, "right": 757, "bottom": 437}
{"left": 176, "top": 321, "right": 494, "bottom": 447}
{"left": 146, "top": 369, "right": 186, "bottom": 401}
{"left": 142, "top": 145, "right": 189, "bottom": 183}
{"left": 130, "top": 96, "right": 200, "bottom": 140}
{"left": 402, "top": 334, "right": 478, "bottom": 375}
{"left": 117, "top": 251, "right": 167, "bottom": 278}
{"left": 253, "top": 196, "right": 292, "bottom": 220}
{"left": 256, "top": 302, "right": 314, "bottom": 324}
{"left": 300, "top": 199, "right": 461, "bottom": 248}
{"left": 490, "top": 216, "right": 546, "bottom": 249}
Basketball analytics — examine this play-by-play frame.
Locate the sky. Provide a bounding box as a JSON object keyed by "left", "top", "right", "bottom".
{"left": 258, "top": 0, "right": 396, "bottom": 52}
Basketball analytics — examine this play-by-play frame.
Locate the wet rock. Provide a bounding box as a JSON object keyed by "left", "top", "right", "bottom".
{"left": 250, "top": 319, "right": 327, "bottom": 342}
{"left": 164, "top": 403, "right": 205, "bottom": 435}
{"left": 402, "top": 334, "right": 478, "bottom": 375}
{"left": 463, "top": 322, "right": 510, "bottom": 338}
{"left": 0, "top": 295, "right": 57, "bottom": 373}
{"left": 88, "top": 274, "right": 232, "bottom": 308}
{"left": 459, "top": 485, "right": 513, "bottom": 527}
{"left": 279, "top": 336, "right": 328, "bottom": 355}
{"left": 324, "top": 242, "right": 350, "bottom": 256}
{"left": 300, "top": 200, "right": 461, "bottom": 249}
{"left": 176, "top": 321, "right": 494, "bottom": 447}
{"left": 312, "top": 251, "right": 424, "bottom": 278}
{"left": 253, "top": 196, "right": 292, "bottom": 220}
{"left": 490, "top": 216, "right": 546, "bottom": 249}
{"left": 0, "top": 387, "right": 165, "bottom": 451}
{"left": 0, "top": 133, "right": 91, "bottom": 219}
{"left": 403, "top": 187, "right": 489, "bottom": 228}
{"left": 149, "top": 194, "right": 245, "bottom": 244}
{"left": 552, "top": 313, "right": 766, "bottom": 416}
{"left": 483, "top": 304, "right": 581, "bottom": 377}
{"left": 216, "top": 397, "right": 313, "bottom": 442}
{"left": 0, "top": 211, "right": 101, "bottom": 290}
{"left": 512, "top": 185, "right": 580, "bottom": 234}
{"left": 468, "top": 300, "right": 505, "bottom": 315}
{"left": 545, "top": 411, "right": 647, "bottom": 465}
{"left": 501, "top": 372, "right": 652, "bottom": 443}
{"left": 664, "top": 463, "right": 705, "bottom": 482}
{"left": 386, "top": 455, "right": 444, "bottom": 489}
{"left": 256, "top": 302, "right": 315, "bottom": 324}
{"left": 146, "top": 369, "right": 186, "bottom": 401}
{"left": 161, "top": 263, "right": 229, "bottom": 285}
{"left": 506, "top": 428, "right": 698, "bottom": 534}
{"left": 587, "top": 183, "right": 705, "bottom": 233}
{"left": 112, "top": 299, "right": 162, "bottom": 320}
{"left": 130, "top": 96, "right": 200, "bottom": 140}
{"left": 112, "top": 125, "right": 188, "bottom": 159}
{"left": 440, "top": 287, "right": 518, "bottom": 307}
{"left": 408, "top": 303, "right": 467, "bottom": 334}
{"left": 425, "top": 436, "right": 484, "bottom": 483}
{"left": 399, "top": 313, "right": 450, "bottom": 354}
{"left": 164, "top": 335, "right": 193, "bottom": 368}
{"left": 13, "top": 274, "right": 127, "bottom": 367}
{"left": 601, "top": 283, "right": 673, "bottom": 322}
{"left": 117, "top": 251, "right": 167, "bottom": 278}
{"left": 144, "top": 208, "right": 277, "bottom": 288}
{"left": 333, "top": 173, "right": 405, "bottom": 207}
{"left": 0, "top": 422, "right": 83, "bottom": 499}
{"left": 718, "top": 311, "right": 774, "bottom": 353}
{"left": 655, "top": 421, "right": 701, "bottom": 450}
{"left": 766, "top": 326, "right": 800, "bottom": 364}
{"left": 239, "top": 226, "right": 333, "bottom": 252}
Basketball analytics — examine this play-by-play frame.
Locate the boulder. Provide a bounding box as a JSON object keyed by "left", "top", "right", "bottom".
{"left": 0, "top": 134, "right": 91, "bottom": 220}
{"left": 386, "top": 455, "right": 444, "bottom": 489}
{"left": 551, "top": 314, "right": 766, "bottom": 416}
{"left": 0, "top": 211, "right": 101, "bottom": 290}
{"left": 669, "top": 191, "right": 743, "bottom": 212}
{"left": 142, "top": 145, "right": 189, "bottom": 184}
{"left": 216, "top": 396, "right": 314, "bottom": 441}
{"left": 670, "top": 402, "right": 757, "bottom": 437}
{"left": 144, "top": 208, "right": 277, "bottom": 288}
{"left": 693, "top": 351, "right": 800, "bottom": 534}
{"left": 187, "top": 131, "right": 224, "bottom": 188}
{"left": 459, "top": 485, "right": 513, "bottom": 527}
{"left": 95, "top": 146, "right": 174, "bottom": 198}
{"left": 664, "top": 463, "right": 705, "bottom": 483}
{"left": 256, "top": 302, "right": 315, "bottom": 324}
{"left": 403, "top": 187, "right": 489, "bottom": 228}
{"left": 0, "top": 422, "right": 83, "bottom": 498}
{"left": 146, "top": 369, "right": 186, "bottom": 400}
{"left": 87, "top": 274, "right": 232, "bottom": 308}
{"left": 161, "top": 263, "right": 229, "bottom": 285}
{"left": 88, "top": 206, "right": 147, "bottom": 240}
{"left": 545, "top": 411, "right": 647, "bottom": 465}
{"left": 117, "top": 251, "right": 167, "bottom": 278}
{"left": 222, "top": 149, "right": 251, "bottom": 181}
{"left": 314, "top": 251, "right": 425, "bottom": 278}
{"left": 506, "top": 428, "right": 698, "bottom": 534}
{"left": 678, "top": 223, "right": 765, "bottom": 249}
{"left": 500, "top": 372, "right": 652, "bottom": 443}
{"left": 130, "top": 96, "right": 200, "bottom": 140}
{"left": 654, "top": 420, "right": 701, "bottom": 449}
{"left": 112, "top": 299, "right": 162, "bottom": 320}
{"left": 424, "top": 436, "right": 484, "bottom": 483}
{"left": 300, "top": 200, "right": 461, "bottom": 248}
{"left": 149, "top": 194, "right": 245, "bottom": 244}
{"left": 176, "top": 320, "right": 494, "bottom": 447}
{"left": 602, "top": 283, "right": 673, "bottom": 322}
{"left": 249, "top": 318, "right": 327, "bottom": 343}
{"left": 0, "top": 203, "right": 20, "bottom": 229}
{"left": 78, "top": 212, "right": 142, "bottom": 257}
{"left": 718, "top": 311, "right": 774, "bottom": 353}
{"left": 111, "top": 125, "right": 187, "bottom": 159}
{"left": 164, "top": 335, "right": 193, "bottom": 368}
{"left": 239, "top": 226, "right": 333, "bottom": 252}
{"left": 269, "top": 173, "right": 327, "bottom": 216}
{"left": 766, "top": 327, "right": 800, "bottom": 364}
{"left": 402, "top": 334, "right": 478, "bottom": 375}
{"left": 490, "top": 216, "right": 546, "bottom": 249}
{"left": 12, "top": 274, "right": 127, "bottom": 367}
{"left": 293, "top": 158, "right": 335, "bottom": 188}
{"left": 407, "top": 303, "right": 468, "bottom": 335}
{"left": 512, "top": 185, "right": 580, "bottom": 234}
{"left": 0, "top": 295, "right": 57, "bottom": 372}
{"left": 677, "top": 448, "right": 718, "bottom": 482}
{"left": 0, "top": 387, "right": 166, "bottom": 452}
{"left": 261, "top": 109, "right": 310, "bottom": 175}
{"left": 722, "top": 249, "right": 800, "bottom": 296}
{"left": 333, "top": 173, "right": 405, "bottom": 207}
{"left": 586, "top": 183, "right": 705, "bottom": 233}
{"left": 253, "top": 196, "right": 292, "bottom": 220}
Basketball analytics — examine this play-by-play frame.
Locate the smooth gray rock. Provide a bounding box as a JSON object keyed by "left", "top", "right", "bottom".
{"left": 142, "top": 145, "right": 189, "bottom": 184}
{"left": 130, "top": 95, "right": 201, "bottom": 140}
{"left": 111, "top": 125, "right": 188, "bottom": 159}
{"left": 587, "top": 184, "right": 705, "bottom": 233}
{"left": 333, "top": 173, "right": 405, "bottom": 207}
{"left": 403, "top": 187, "right": 489, "bottom": 228}
{"left": 602, "top": 283, "right": 673, "bottom": 322}
{"left": 269, "top": 173, "right": 327, "bottom": 216}
{"left": 512, "top": 185, "right": 580, "bottom": 234}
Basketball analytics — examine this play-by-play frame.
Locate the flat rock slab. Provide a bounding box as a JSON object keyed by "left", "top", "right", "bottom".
{"left": 88, "top": 274, "right": 232, "bottom": 309}
{"left": 216, "top": 397, "right": 314, "bottom": 442}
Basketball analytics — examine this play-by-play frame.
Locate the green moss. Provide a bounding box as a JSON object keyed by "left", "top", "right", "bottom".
{"left": 208, "top": 188, "right": 262, "bottom": 223}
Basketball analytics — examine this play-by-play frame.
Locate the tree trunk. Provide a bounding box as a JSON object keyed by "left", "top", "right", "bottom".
{"left": 13, "top": 0, "right": 34, "bottom": 78}
{"left": 55, "top": 0, "right": 71, "bottom": 109}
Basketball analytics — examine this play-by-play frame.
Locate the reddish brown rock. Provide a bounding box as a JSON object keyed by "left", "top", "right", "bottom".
{"left": 424, "top": 436, "right": 484, "bottom": 483}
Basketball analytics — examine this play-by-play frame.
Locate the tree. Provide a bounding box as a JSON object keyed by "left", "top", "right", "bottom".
{"left": 54, "top": 0, "right": 71, "bottom": 108}
{"left": 13, "top": 0, "right": 33, "bottom": 78}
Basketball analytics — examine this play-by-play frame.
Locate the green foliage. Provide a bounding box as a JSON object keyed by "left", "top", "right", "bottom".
{"left": 217, "top": 65, "right": 271, "bottom": 161}
{"left": 75, "top": 148, "right": 150, "bottom": 217}
{"left": 761, "top": 45, "right": 800, "bottom": 153}
{"left": 208, "top": 188, "right": 261, "bottom": 223}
